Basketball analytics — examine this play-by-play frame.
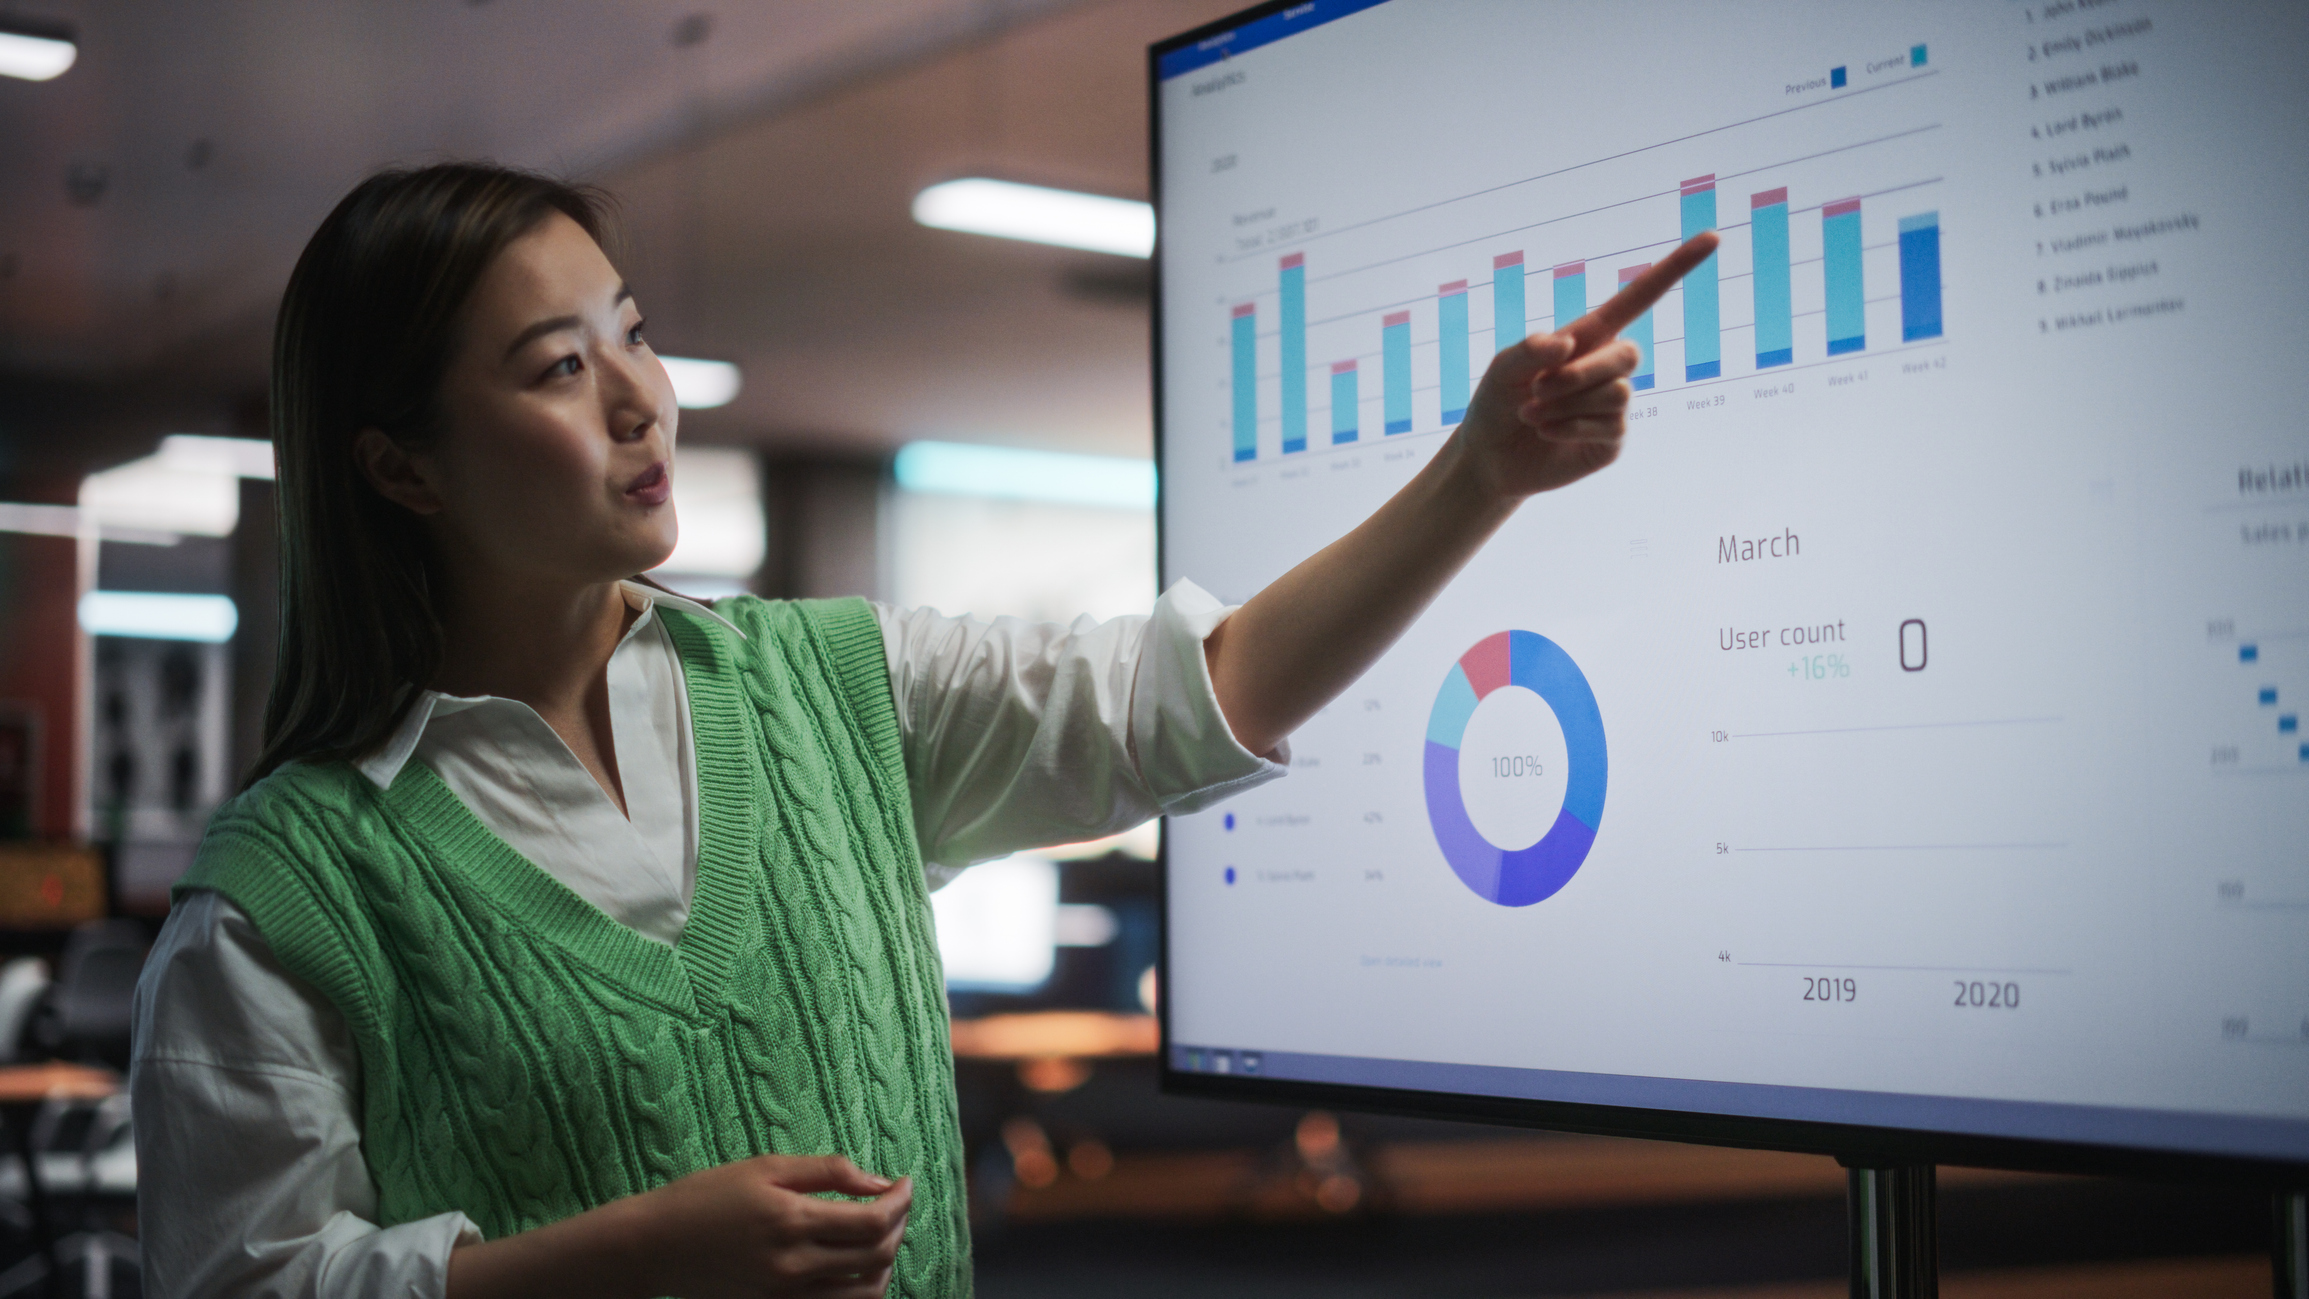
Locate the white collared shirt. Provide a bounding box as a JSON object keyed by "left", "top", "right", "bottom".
{"left": 130, "top": 580, "right": 1285, "bottom": 1299}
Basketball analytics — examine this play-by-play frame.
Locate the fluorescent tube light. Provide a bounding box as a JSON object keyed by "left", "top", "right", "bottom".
{"left": 0, "top": 19, "right": 76, "bottom": 82}
{"left": 0, "top": 502, "right": 179, "bottom": 546}
{"left": 0, "top": 502, "right": 84, "bottom": 539}
{"left": 659, "top": 356, "right": 742, "bottom": 409}
{"left": 651, "top": 447, "right": 765, "bottom": 578}
{"left": 79, "top": 592, "right": 239, "bottom": 643}
{"left": 913, "top": 179, "right": 1155, "bottom": 258}
{"left": 160, "top": 434, "right": 275, "bottom": 480}
{"left": 894, "top": 441, "right": 1155, "bottom": 511}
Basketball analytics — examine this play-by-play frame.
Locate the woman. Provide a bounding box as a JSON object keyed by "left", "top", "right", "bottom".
{"left": 129, "top": 163, "right": 1708, "bottom": 1298}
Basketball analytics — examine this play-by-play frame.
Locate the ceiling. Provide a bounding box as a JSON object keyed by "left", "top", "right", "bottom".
{"left": 0, "top": 0, "right": 1246, "bottom": 479}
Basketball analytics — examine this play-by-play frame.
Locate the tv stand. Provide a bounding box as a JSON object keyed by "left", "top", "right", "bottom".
{"left": 1840, "top": 1160, "right": 1936, "bottom": 1298}
{"left": 2280, "top": 1189, "right": 2307, "bottom": 1299}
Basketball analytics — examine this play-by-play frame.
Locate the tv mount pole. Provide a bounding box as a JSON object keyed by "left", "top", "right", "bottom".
{"left": 2279, "top": 1189, "right": 2307, "bottom": 1299}
{"left": 1841, "top": 1159, "right": 1936, "bottom": 1298}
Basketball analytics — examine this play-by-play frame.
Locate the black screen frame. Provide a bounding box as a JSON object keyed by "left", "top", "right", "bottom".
{"left": 1145, "top": 0, "right": 2308, "bottom": 1190}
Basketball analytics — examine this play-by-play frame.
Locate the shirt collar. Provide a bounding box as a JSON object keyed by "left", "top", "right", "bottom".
{"left": 354, "top": 580, "right": 745, "bottom": 789}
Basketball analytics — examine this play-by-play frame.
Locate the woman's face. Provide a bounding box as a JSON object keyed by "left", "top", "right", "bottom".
{"left": 397, "top": 210, "right": 680, "bottom": 591}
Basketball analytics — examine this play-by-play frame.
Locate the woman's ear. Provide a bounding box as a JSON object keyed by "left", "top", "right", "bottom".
{"left": 354, "top": 428, "right": 445, "bottom": 515}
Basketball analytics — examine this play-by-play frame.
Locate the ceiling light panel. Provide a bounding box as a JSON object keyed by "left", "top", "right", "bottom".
{"left": 913, "top": 179, "right": 1155, "bottom": 259}
{"left": 0, "top": 20, "right": 76, "bottom": 82}
{"left": 658, "top": 356, "right": 742, "bottom": 410}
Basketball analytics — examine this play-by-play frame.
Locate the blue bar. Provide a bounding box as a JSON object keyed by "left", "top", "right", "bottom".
{"left": 1280, "top": 254, "right": 1307, "bottom": 454}
{"left": 1438, "top": 283, "right": 1470, "bottom": 425}
{"left": 1751, "top": 189, "right": 1793, "bottom": 368}
{"left": 1330, "top": 363, "right": 1359, "bottom": 444}
{"left": 1618, "top": 264, "right": 1655, "bottom": 391}
{"left": 2241, "top": 644, "right": 2259, "bottom": 663}
{"left": 2282, "top": 715, "right": 2300, "bottom": 734}
{"left": 1831, "top": 65, "right": 1847, "bottom": 88}
{"left": 1681, "top": 177, "right": 1720, "bottom": 381}
{"left": 1156, "top": 0, "right": 1396, "bottom": 79}
{"left": 1382, "top": 312, "right": 1412, "bottom": 435}
{"left": 2262, "top": 688, "right": 2280, "bottom": 706}
{"left": 1493, "top": 252, "right": 1526, "bottom": 356}
{"left": 1824, "top": 197, "right": 1866, "bottom": 356}
{"left": 1898, "top": 211, "right": 1944, "bottom": 342}
{"left": 1230, "top": 304, "right": 1256, "bottom": 463}
{"left": 1552, "top": 262, "right": 1586, "bottom": 339}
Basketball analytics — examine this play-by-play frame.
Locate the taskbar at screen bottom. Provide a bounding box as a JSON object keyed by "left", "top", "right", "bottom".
{"left": 1168, "top": 1044, "right": 2309, "bottom": 1167}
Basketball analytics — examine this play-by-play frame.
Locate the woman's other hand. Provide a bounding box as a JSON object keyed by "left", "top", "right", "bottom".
{"left": 445, "top": 1154, "right": 911, "bottom": 1299}
{"left": 633, "top": 1155, "right": 911, "bottom": 1299}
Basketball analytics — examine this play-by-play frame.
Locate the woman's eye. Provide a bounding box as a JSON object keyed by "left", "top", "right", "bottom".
{"left": 626, "top": 319, "right": 647, "bottom": 346}
{"left": 545, "top": 355, "right": 581, "bottom": 380}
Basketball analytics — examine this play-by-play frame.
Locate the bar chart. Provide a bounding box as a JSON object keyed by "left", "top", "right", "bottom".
{"left": 1822, "top": 197, "right": 1866, "bottom": 356}
{"left": 1382, "top": 311, "right": 1412, "bottom": 435}
{"left": 1438, "top": 280, "right": 1470, "bottom": 423}
{"left": 1751, "top": 189, "right": 1792, "bottom": 369}
{"left": 1619, "top": 263, "right": 1655, "bottom": 391}
{"left": 1330, "top": 360, "right": 1358, "bottom": 445}
{"left": 1680, "top": 176, "right": 1722, "bottom": 382}
{"left": 1218, "top": 147, "right": 1950, "bottom": 463}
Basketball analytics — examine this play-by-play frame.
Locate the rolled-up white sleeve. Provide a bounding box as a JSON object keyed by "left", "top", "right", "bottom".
{"left": 874, "top": 578, "right": 1288, "bottom": 883}
{"left": 132, "top": 889, "right": 481, "bottom": 1299}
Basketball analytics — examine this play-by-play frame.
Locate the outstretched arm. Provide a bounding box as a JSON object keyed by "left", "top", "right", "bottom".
{"left": 1205, "top": 232, "right": 1719, "bottom": 756}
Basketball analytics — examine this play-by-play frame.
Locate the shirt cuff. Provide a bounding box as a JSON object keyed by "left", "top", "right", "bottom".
{"left": 1129, "top": 579, "right": 1290, "bottom": 816}
{"left": 310, "top": 1210, "right": 482, "bottom": 1299}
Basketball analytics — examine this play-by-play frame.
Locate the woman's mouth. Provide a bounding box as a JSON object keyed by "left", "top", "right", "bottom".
{"left": 625, "top": 461, "right": 672, "bottom": 506}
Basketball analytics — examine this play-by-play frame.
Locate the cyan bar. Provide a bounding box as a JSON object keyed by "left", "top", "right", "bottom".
{"left": 1230, "top": 303, "right": 1257, "bottom": 463}
{"left": 1619, "top": 263, "right": 1656, "bottom": 391}
{"left": 1438, "top": 280, "right": 1470, "bottom": 424}
{"left": 1493, "top": 251, "right": 1526, "bottom": 356}
{"left": 1382, "top": 310, "right": 1412, "bottom": 435}
{"left": 1681, "top": 175, "right": 1720, "bottom": 380}
{"left": 1823, "top": 196, "right": 1865, "bottom": 355}
{"left": 1751, "top": 188, "right": 1793, "bottom": 368}
{"left": 1552, "top": 261, "right": 1585, "bottom": 337}
{"left": 1898, "top": 211, "right": 1944, "bottom": 342}
{"left": 1280, "top": 253, "right": 1308, "bottom": 453}
{"left": 1330, "top": 360, "right": 1359, "bottom": 444}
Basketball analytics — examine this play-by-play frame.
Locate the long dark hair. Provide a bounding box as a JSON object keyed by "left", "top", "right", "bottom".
{"left": 247, "top": 163, "right": 616, "bottom": 787}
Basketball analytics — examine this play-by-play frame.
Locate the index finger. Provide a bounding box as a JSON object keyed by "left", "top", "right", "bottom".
{"left": 1563, "top": 231, "right": 1719, "bottom": 357}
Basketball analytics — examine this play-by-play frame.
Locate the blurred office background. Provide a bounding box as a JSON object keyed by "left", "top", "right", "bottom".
{"left": 0, "top": 2, "right": 2277, "bottom": 1295}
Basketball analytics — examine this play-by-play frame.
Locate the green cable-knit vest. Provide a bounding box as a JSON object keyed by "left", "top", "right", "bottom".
{"left": 177, "top": 596, "right": 969, "bottom": 1296}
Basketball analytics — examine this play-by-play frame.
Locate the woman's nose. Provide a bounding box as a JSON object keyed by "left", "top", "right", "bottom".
{"left": 601, "top": 350, "right": 663, "bottom": 442}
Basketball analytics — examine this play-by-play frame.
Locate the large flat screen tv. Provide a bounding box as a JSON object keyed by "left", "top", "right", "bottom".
{"left": 1151, "top": 0, "right": 2309, "bottom": 1179}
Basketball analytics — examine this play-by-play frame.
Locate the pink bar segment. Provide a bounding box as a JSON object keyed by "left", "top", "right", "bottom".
{"left": 1618, "top": 263, "right": 1652, "bottom": 285}
{"left": 1493, "top": 250, "right": 1524, "bottom": 269}
{"left": 1438, "top": 279, "right": 1468, "bottom": 295}
{"left": 1823, "top": 196, "right": 1862, "bottom": 217}
{"left": 1279, "top": 252, "right": 1305, "bottom": 270}
{"left": 1231, "top": 302, "right": 1255, "bottom": 318}
{"left": 1382, "top": 310, "right": 1410, "bottom": 328}
{"left": 1553, "top": 260, "right": 1585, "bottom": 279}
{"left": 1751, "top": 187, "right": 1788, "bottom": 208}
{"left": 1681, "top": 174, "right": 1717, "bottom": 196}
{"left": 1331, "top": 359, "right": 1357, "bottom": 373}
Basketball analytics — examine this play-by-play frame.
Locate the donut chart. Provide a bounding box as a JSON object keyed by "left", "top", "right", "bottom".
{"left": 1423, "top": 631, "right": 1607, "bottom": 906}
